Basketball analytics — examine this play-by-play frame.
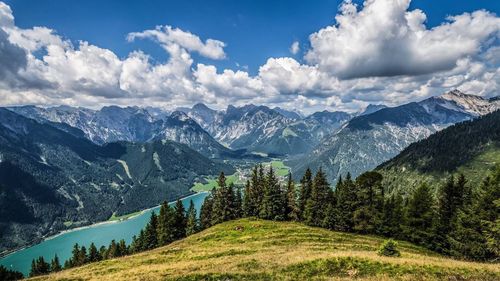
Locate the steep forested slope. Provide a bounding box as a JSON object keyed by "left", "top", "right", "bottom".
{"left": 377, "top": 110, "right": 500, "bottom": 194}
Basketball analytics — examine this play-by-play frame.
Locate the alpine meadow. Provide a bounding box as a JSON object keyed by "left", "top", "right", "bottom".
{"left": 0, "top": 0, "right": 499, "bottom": 280}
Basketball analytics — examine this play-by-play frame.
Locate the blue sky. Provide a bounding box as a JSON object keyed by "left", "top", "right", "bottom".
{"left": 5, "top": 0, "right": 499, "bottom": 75}
{"left": 0, "top": 0, "right": 498, "bottom": 112}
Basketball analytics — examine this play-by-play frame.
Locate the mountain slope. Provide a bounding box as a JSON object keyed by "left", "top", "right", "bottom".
{"left": 290, "top": 90, "right": 500, "bottom": 183}
{"left": 31, "top": 219, "right": 499, "bottom": 281}
{"left": 9, "top": 105, "right": 158, "bottom": 144}
{"left": 153, "top": 111, "right": 237, "bottom": 158}
{"left": 0, "top": 108, "right": 233, "bottom": 252}
{"left": 377, "top": 109, "right": 500, "bottom": 195}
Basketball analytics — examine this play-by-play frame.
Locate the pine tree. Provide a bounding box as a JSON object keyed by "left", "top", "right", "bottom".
{"left": 88, "top": 242, "right": 101, "bottom": 262}
{"left": 199, "top": 192, "right": 214, "bottom": 230}
{"left": 404, "top": 183, "right": 435, "bottom": 247}
{"left": 131, "top": 230, "right": 146, "bottom": 253}
{"left": 353, "top": 171, "right": 384, "bottom": 233}
{"left": 29, "top": 259, "right": 37, "bottom": 277}
{"left": 322, "top": 202, "right": 338, "bottom": 230}
{"left": 379, "top": 194, "right": 404, "bottom": 238}
{"left": 99, "top": 245, "right": 107, "bottom": 259}
{"left": 450, "top": 168, "right": 500, "bottom": 260}
{"left": 285, "top": 173, "right": 299, "bottom": 221}
{"left": 335, "top": 173, "right": 357, "bottom": 232}
{"left": 211, "top": 172, "right": 235, "bottom": 224}
{"left": 30, "top": 256, "right": 50, "bottom": 277}
{"left": 78, "top": 246, "right": 87, "bottom": 265}
{"left": 298, "top": 168, "right": 313, "bottom": 220}
{"left": 186, "top": 200, "right": 199, "bottom": 236}
{"left": 479, "top": 168, "right": 500, "bottom": 259}
{"left": 243, "top": 167, "right": 258, "bottom": 217}
{"left": 304, "top": 168, "right": 331, "bottom": 226}
{"left": 259, "top": 166, "right": 286, "bottom": 220}
{"left": 449, "top": 199, "right": 488, "bottom": 260}
{"left": 144, "top": 212, "right": 159, "bottom": 250}
{"left": 50, "top": 254, "right": 62, "bottom": 272}
{"left": 0, "top": 265, "right": 23, "bottom": 280}
{"left": 118, "top": 239, "right": 128, "bottom": 256}
{"left": 233, "top": 185, "right": 243, "bottom": 219}
{"left": 257, "top": 164, "right": 265, "bottom": 204}
{"left": 242, "top": 180, "right": 253, "bottom": 217}
{"left": 70, "top": 243, "right": 80, "bottom": 267}
{"left": 173, "top": 199, "right": 187, "bottom": 239}
{"left": 107, "top": 240, "right": 118, "bottom": 258}
{"left": 434, "top": 175, "right": 469, "bottom": 253}
{"left": 157, "top": 201, "right": 176, "bottom": 245}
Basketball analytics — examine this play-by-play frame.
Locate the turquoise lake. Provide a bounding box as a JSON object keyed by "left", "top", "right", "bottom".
{"left": 0, "top": 192, "right": 208, "bottom": 276}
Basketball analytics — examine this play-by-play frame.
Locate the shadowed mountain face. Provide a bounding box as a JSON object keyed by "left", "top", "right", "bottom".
{"left": 0, "top": 108, "right": 233, "bottom": 252}
{"left": 289, "top": 90, "right": 500, "bottom": 184}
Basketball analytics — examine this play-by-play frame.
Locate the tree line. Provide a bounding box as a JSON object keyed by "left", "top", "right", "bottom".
{"left": 198, "top": 164, "right": 499, "bottom": 261}
{"left": 23, "top": 163, "right": 499, "bottom": 279}
{"left": 27, "top": 199, "right": 198, "bottom": 278}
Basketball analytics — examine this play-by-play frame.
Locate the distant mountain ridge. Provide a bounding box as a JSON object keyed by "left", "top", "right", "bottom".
{"left": 290, "top": 90, "right": 500, "bottom": 183}
{"left": 10, "top": 90, "right": 497, "bottom": 161}
{"left": 9, "top": 105, "right": 235, "bottom": 159}
{"left": 11, "top": 104, "right": 354, "bottom": 157}
{"left": 184, "top": 104, "right": 352, "bottom": 155}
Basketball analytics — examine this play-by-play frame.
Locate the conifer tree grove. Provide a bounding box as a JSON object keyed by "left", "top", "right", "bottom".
{"left": 259, "top": 166, "right": 286, "bottom": 220}
{"left": 50, "top": 254, "right": 62, "bottom": 272}
{"left": 404, "top": 183, "right": 434, "bottom": 247}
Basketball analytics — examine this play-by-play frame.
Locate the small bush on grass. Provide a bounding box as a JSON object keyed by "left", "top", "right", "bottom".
{"left": 378, "top": 239, "right": 401, "bottom": 257}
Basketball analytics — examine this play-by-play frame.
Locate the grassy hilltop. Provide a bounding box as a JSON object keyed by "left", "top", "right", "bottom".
{"left": 30, "top": 218, "right": 499, "bottom": 281}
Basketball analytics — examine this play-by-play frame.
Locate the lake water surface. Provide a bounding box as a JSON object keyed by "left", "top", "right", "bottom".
{"left": 0, "top": 192, "right": 208, "bottom": 276}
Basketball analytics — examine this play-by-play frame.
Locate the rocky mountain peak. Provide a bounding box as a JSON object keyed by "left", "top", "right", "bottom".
{"left": 438, "top": 89, "right": 500, "bottom": 116}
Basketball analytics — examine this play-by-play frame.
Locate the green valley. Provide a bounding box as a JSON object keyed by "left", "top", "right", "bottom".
{"left": 190, "top": 160, "right": 290, "bottom": 192}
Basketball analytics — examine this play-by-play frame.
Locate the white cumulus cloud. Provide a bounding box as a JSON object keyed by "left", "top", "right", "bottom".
{"left": 289, "top": 41, "right": 299, "bottom": 55}
{"left": 305, "top": 0, "right": 500, "bottom": 79}
{"left": 127, "top": 25, "right": 226, "bottom": 60}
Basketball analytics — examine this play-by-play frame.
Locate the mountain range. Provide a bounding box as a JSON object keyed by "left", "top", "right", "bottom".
{"left": 11, "top": 103, "right": 355, "bottom": 157}
{"left": 288, "top": 90, "right": 500, "bottom": 183}
{"left": 9, "top": 90, "right": 499, "bottom": 183}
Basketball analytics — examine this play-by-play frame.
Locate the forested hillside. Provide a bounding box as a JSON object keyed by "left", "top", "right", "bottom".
{"left": 378, "top": 110, "right": 500, "bottom": 194}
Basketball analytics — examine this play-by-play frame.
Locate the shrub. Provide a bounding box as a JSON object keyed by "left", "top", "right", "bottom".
{"left": 378, "top": 239, "right": 401, "bottom": 257}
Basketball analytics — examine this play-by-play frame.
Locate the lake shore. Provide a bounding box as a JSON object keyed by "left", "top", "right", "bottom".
{"left": 0, "top": 191, "right": 207, "bottom": 260}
